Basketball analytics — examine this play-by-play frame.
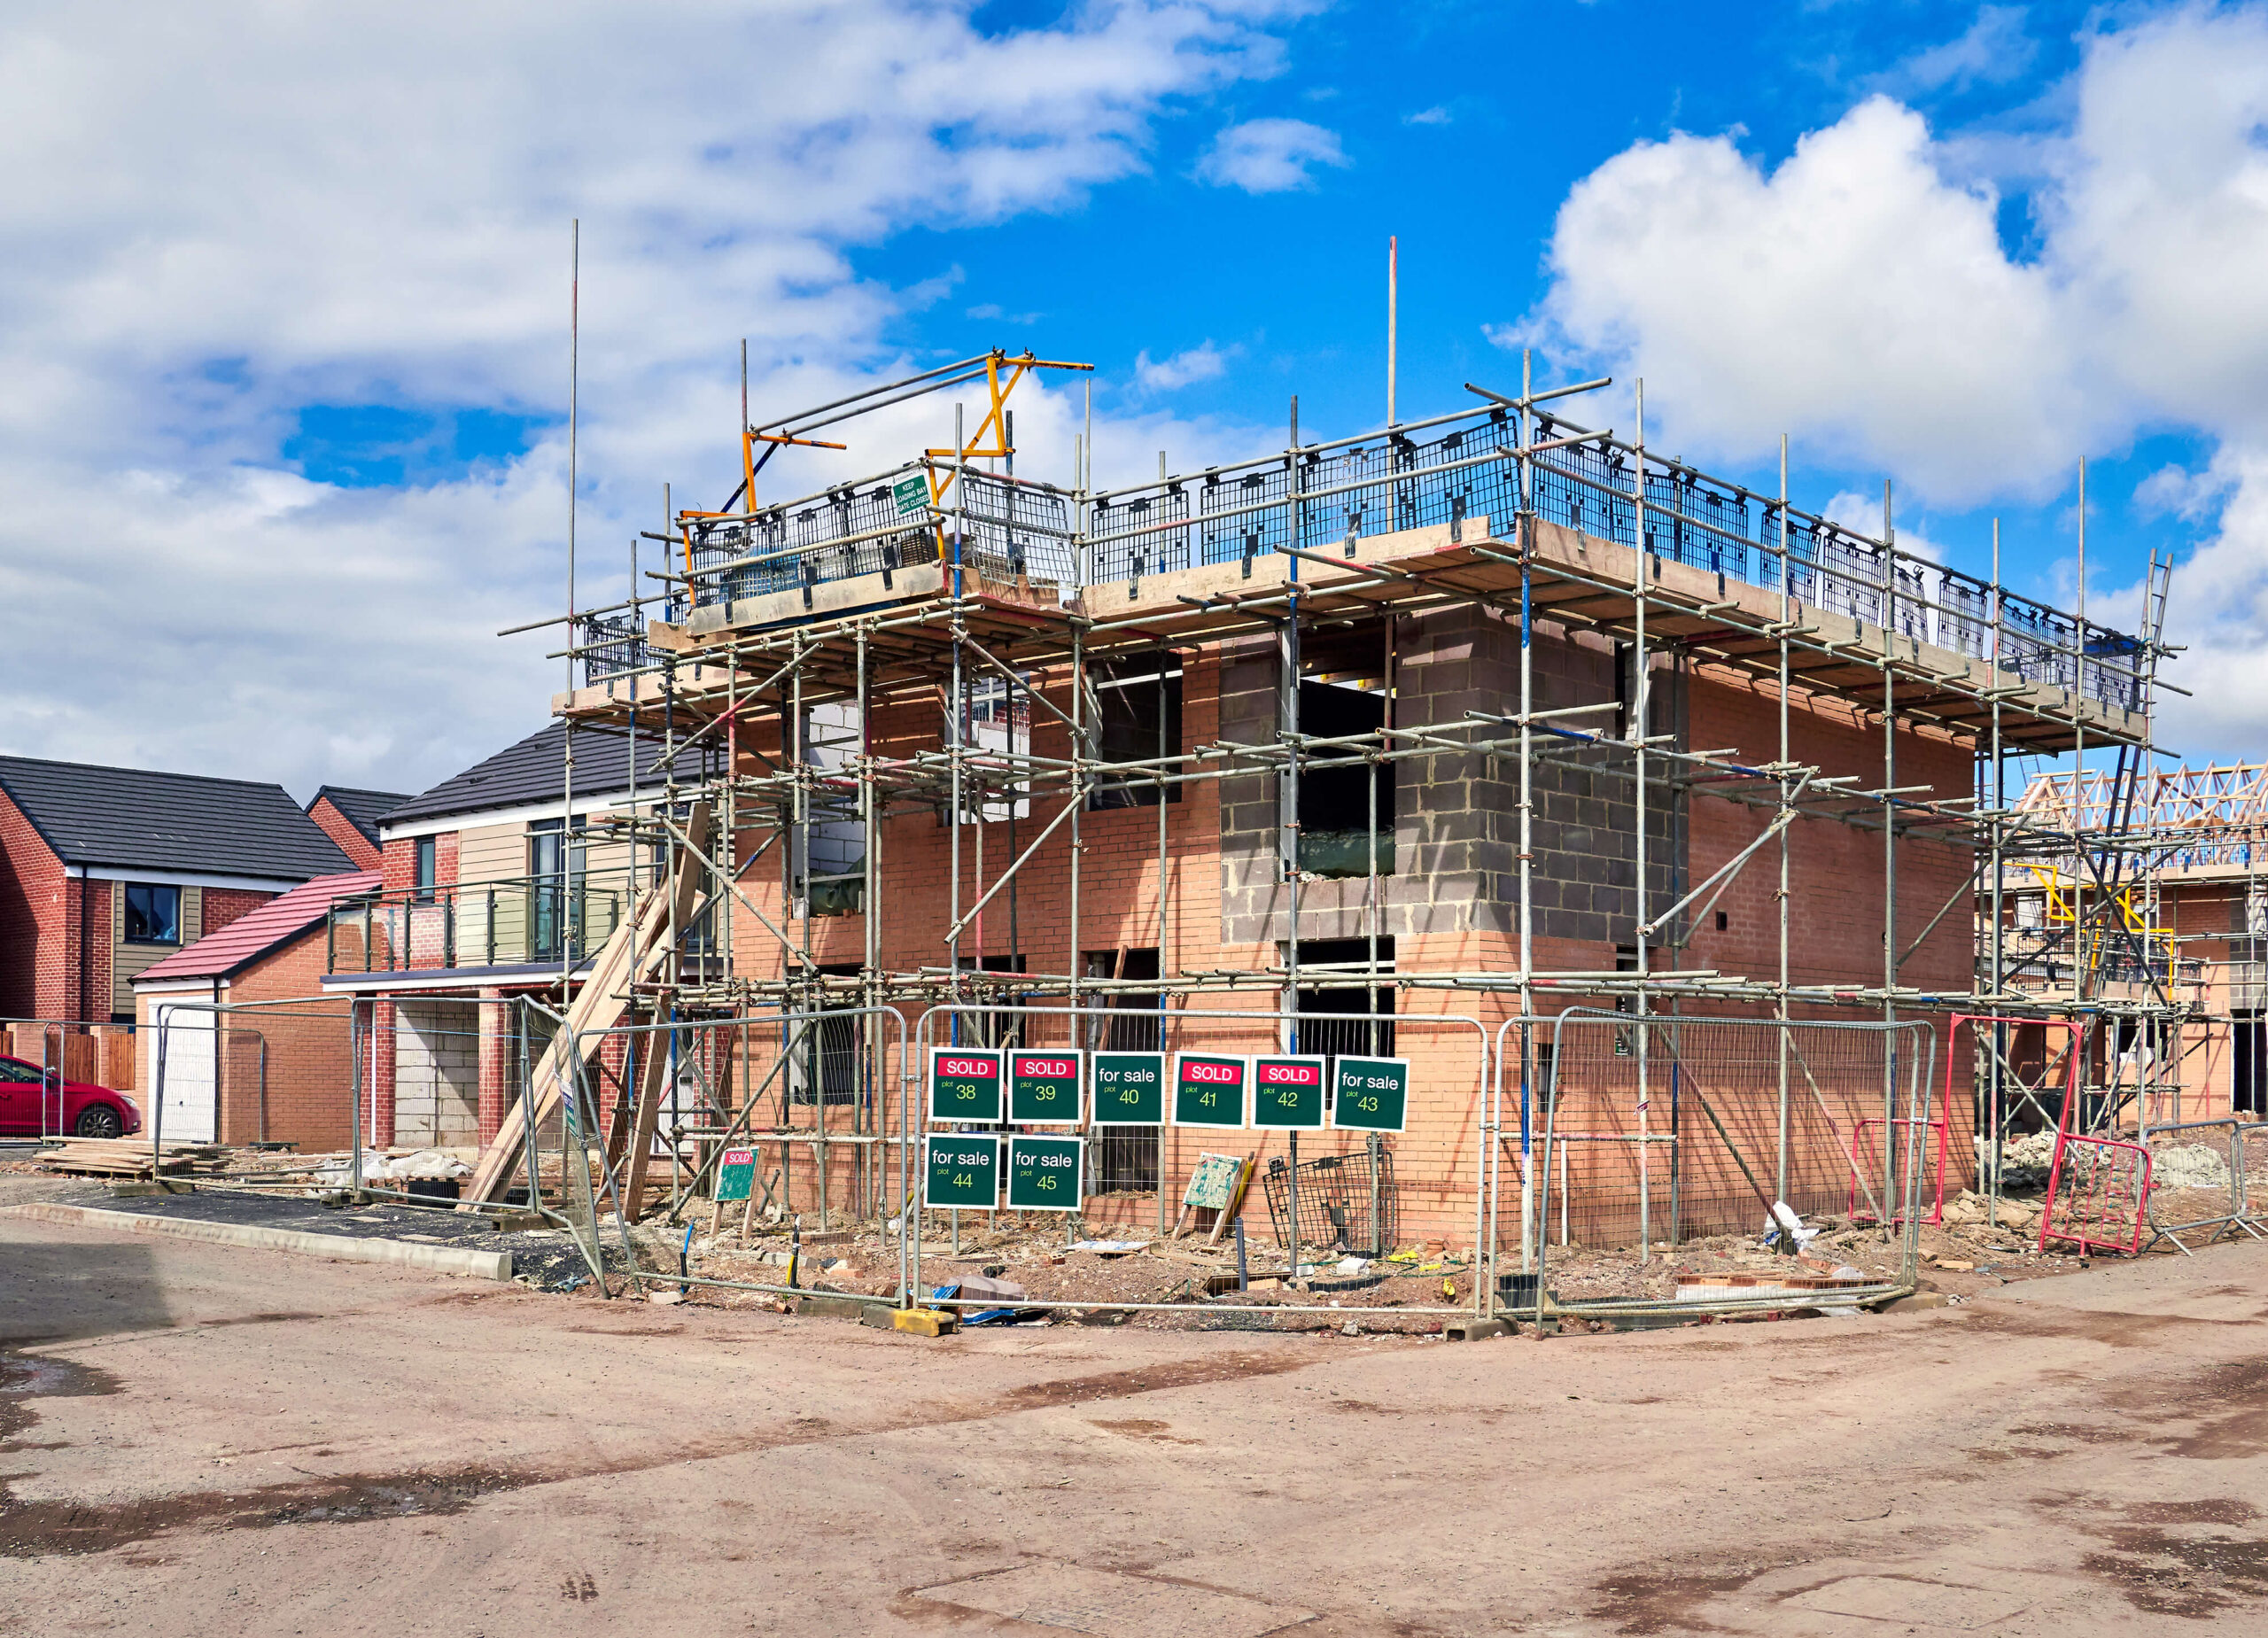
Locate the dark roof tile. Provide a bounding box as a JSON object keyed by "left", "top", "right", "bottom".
{"left": 0, "top": 757, "right": 355, "bottom": 881}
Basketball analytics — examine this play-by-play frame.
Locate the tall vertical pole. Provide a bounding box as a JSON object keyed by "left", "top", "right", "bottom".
{"left": 563, "top": 219, "right": 579, "bottom": 1001}
{"left": 1518, "top": 350, "right": 1537, "bottom": 1272}
{"left": 2073, "top": 459, "right": 2089, "bottom": 1020}
{"left": 1990, "top": 518, "right": 2006, "bottom": 1214}
{"left": 1633, "top": 381, "right": 1652, "bottom": 1260}
{"left": 949, "top": 404, "right": 967, "bottom": 1029}
{"left": 1775, "top": 434, "right": 1791, "bottom": 1210}
{"left": 1386, "top": 237, "right": 1398, "bottom": 430}
{"left": 1882, "top": 479, "right": 1899, "bottom": 1205}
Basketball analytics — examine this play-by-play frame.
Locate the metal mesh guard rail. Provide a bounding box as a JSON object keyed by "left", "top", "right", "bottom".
{"left": 667, "top": 408, "right": 2145, "bottom": 717}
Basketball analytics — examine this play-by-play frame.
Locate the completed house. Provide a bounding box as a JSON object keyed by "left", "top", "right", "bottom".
{"left": 0, "top": 756, "right": 355, "bottom": 1026}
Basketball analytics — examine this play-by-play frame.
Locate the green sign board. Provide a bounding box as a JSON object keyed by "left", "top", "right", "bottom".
{"left": 928, "top": 1046, "right": 1004, "bottom": 1124}
{"left": 1005, "top": 1135, "right": 1084, "bottom": 1212}
{"left": 893, "top": 474, "right": 930, "bottom": 517}
{"left": 1091, "top": 1052, "right": 1166, "bottom": 1126}
{"left": 1251, "top": 1054, "right": 1326, "bottom": 1130}
{"left": 716, "top": 1145, "right": 757, "bottom": 1203}
{"left": 1008, "top": 1050, "right": 1084, "bottom": 1125}
{"left": 1332, "top": 1055, "right": 1411, "bottom": 1133}
{"left": 925, "top": 1134, "right": 1000, "bottom": 1210}
{"left": 1172, "top": 1052, "right": 1249, "bottom": 1128}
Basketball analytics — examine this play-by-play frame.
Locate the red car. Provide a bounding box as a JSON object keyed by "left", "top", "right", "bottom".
{"left": 0, "top": 1056, "right": 142, "bottom": 1139}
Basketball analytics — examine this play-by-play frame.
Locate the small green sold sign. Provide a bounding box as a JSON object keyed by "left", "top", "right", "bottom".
{"left": 1008, "top": 1050, "right": 1083, "bottom": 1125}
{"left": 928, "top": 1046, "right": 1004, "bottom": 1124}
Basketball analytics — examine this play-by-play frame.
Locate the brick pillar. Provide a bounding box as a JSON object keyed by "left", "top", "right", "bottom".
{"left": 369, "top": 999, "right": 398, "bottom": 1149}
{"left": 478, "top": 987, "right": 510, "bottom": 1147}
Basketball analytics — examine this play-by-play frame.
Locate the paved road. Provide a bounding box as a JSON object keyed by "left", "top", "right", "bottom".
{"left": 3, "top": 1215, "right": 2264, "bottom": 1635}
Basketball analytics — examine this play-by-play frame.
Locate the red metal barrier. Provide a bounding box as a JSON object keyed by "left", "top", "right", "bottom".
{"left": 2039, "top": 1133, "right": 2152, "bottom": 1255}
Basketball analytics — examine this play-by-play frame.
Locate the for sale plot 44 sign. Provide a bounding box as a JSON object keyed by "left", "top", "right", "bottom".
{"left": 925, "top": 1134, "right": 999, "bottom": 1209}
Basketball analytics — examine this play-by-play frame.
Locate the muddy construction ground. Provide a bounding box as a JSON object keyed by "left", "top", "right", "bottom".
{"left": 5, "top": 1188, "right": 2268, "bottom": 1635}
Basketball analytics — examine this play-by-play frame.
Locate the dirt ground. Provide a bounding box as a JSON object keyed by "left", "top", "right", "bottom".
{"left": 6, "top": 1201, "right": 2268, "bottom": 1634}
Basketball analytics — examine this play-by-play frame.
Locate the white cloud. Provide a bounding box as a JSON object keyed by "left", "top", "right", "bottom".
{"left": 1522, "top": 94, "right": 2085, "bottom": 503}
{"left": 1511, "top": 4, "right": 2268, "bottom": 756}
{"left": 0, "top": 0, "right": 1302, "bottom": 796}
{"left": 1196, "top": 117, "right": 1349, "bottom": 192}
{"left": 1404, "top": 105, "right": 1452, "bottom": 127}
{"left": 1133, "top": 341, "right": 1234, "bottom": 392}
{"left": 1876, "top": 4, "right": 2037, "bottom": 96}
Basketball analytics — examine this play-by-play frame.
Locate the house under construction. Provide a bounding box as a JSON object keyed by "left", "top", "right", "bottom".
{"left": 332, "top": 343, "right": 2174, "bottom": 1285}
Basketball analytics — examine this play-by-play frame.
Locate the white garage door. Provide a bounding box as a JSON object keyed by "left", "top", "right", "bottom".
{"left": 151, "top": 1001, "right": 217, "bottom": 1144}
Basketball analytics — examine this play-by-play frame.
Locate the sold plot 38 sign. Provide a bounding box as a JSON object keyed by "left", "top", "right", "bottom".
{"left": 928, "top": 1046, "right": 1004, "bottom": 1123}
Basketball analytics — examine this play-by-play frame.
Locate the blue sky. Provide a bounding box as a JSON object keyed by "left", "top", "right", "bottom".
{"left": 5, "top": 1, "right": 2266, "bottom": 793}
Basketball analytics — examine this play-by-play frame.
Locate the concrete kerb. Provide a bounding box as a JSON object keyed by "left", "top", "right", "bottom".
{"left": 0, "top": 1200, "right": 514, "bottom": 1282}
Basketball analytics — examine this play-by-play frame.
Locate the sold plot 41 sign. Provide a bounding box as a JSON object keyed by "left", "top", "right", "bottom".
{"left": 1172, "top": 1053, "right": 1249, "bottom": 1128}
{"left": 928, "top": 1046, "right": 1004, "bottom": 1124}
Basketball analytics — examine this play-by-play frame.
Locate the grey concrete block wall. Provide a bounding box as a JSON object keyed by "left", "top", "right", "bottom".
{"left": 1216, "top": 608, "right": 1687, "bottom": 951}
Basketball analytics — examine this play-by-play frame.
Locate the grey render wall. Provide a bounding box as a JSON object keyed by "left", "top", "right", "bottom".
{"left": 1216, "top": 605, "right": 1685, "bottom": 951}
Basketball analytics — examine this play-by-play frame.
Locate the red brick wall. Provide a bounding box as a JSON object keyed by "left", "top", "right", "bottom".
{"left": 0, "top": 790, "right": 66, "bottom": 1020}
{"left": 201, "top": 888, "right": 273, "bottom": 941}
{"left": 379, "top": 831, "right": 457, "bottom": 893}
{"left": 309, "top": 798, "right": 381, "bottom": 870}
{"left": 218, "top": 932, "right": 357, "bottom": 1149}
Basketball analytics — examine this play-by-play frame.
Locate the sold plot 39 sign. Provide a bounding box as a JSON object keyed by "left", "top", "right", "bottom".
{"left": 1171, "top": 1053, "right": 1249, "bottom": 1128}
{"left": 1007, "top": 1050, "right": 1083, "bottom": 1124}
{"left": 928, "top": 1046, "right": 1004, "bottom": 1123}
{"left": 1250, "top": 1055, "right": 1325, "bottom": 1129}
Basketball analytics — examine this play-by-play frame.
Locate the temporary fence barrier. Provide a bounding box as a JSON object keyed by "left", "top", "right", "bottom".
{"left": 1947, "top": 1013, "right": 2083, "bottom": 1213}
{"left": 2039, "top": 1133, "right": 2152, "bottom": 1255}
{"left": 2135, "top": 1116, "right": 2268, "bottom": 1254}
{"left": 1847, "top": 1116, "right": 1948, "bottom": 1226}
{"left": 900, "top": 1001, "right": 1491, "bottom": 1323}
{"left": 1518, "top": 1011, "right": 1935, "bottom": 1324}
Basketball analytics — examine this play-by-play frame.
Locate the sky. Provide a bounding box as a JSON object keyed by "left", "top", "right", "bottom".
{"left": 4, "top": 0, "right": 2268, "bottom": 799}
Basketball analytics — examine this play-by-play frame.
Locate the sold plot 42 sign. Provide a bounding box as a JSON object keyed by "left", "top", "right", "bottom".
{"left": 1251, "top": 1055, "right": 1325, "bottom": 1130}
{"left": 928, "top": 1046, "right": 1004, "bottom": 1124}
{"left": 1007, "top": 1050, "right": 1083, "bottom": 1124}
